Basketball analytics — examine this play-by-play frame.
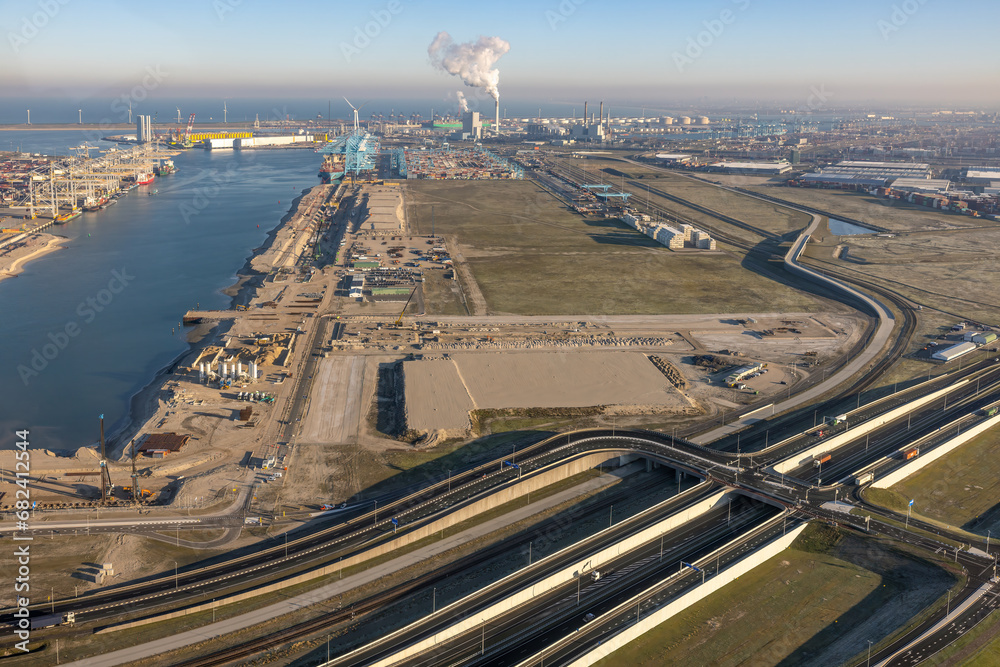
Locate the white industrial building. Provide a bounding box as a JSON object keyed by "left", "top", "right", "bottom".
{"left": 135, "top": 115, "right": 153, "bottom": 144}
{"left": 707, "top": 161, "right": 791, "bottom": 175}
{"left": 655, "top": 153, "right": 693, "bottom": 165}
{"left": 890, "top": 177, "right": 952, "bottom": 194}
{"left": 234, "top": 135, "right": 314, "bottom": 149}
{"left": 932, "top": 341, "right": 976, "bottom": 362}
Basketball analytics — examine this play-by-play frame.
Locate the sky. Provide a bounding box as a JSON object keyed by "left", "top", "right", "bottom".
{"left": 2, "top": 0, "right": 998, "bottom": 121}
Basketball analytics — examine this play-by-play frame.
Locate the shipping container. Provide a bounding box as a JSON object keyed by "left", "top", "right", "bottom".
{"left": 903, "top": 447, "right": 919, "bottom": 460}
{"left": 855, "top": 471, "right": 874, "bottom": 485}
{"left": 813, "top": 454, "right": 832, "bottom": 467}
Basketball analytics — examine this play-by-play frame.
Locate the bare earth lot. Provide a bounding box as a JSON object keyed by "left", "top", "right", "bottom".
{"left": 403, "top": 351, "right": 689, "bottom": 431}
{"left": 299, "top": 355, "right": 366, "bottom": 444}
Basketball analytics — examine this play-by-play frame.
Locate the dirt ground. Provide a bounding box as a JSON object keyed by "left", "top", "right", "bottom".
{"left": 402, "top": 351, "right": 693, "bottom": 431}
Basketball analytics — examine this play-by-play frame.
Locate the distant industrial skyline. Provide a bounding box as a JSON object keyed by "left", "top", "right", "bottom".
{"left": 2, "top": 0, "right": 999, "bottom": 110}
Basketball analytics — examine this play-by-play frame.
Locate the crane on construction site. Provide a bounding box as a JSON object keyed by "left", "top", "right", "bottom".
{"left": 393, "top": 287, "right": 418, "bottom": 327}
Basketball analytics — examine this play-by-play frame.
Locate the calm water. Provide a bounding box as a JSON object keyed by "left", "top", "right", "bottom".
{"left": 1, "top": 134, "right": 320, "bottom": 452}
{"left": 828, "top": 218, "right": 877, "bottom": 236}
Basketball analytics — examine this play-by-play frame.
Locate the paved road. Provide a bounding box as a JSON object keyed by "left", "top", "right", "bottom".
{"left": 694, "top": 211, "right": 896, "bottom": 444}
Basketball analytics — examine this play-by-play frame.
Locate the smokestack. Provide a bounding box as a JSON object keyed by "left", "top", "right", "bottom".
{"left": 600, "top": 101, "right": 604, "bottom": 128}
{"left": 584, "top": 101, "right": 588, "bottom": 126}
{"left": 495, "top": 98, "right": 500, "bottom": 134}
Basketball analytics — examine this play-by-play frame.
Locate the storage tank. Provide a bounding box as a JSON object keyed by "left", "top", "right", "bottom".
{"left": 698, "top": 116, "right": 710, "bottom": 125}
{"left": 679, "top": 116, "right": 691, "bottom": 125}
{"left": 662, "top": 116, "right": 674, "bottom": 125}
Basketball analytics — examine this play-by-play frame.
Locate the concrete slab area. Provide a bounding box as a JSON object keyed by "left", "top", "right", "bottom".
{"left": 299, "top": 356, "right": 366, "bottom": 443}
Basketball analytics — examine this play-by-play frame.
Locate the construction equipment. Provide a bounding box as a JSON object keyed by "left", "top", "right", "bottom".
{"left": 98, "top": 415, "right": 113, "bottom": 504}
{"left": 393, "top": 287, "right": 418, "bottom": 327}
{"left": 130, "top": 439, "right": 139, "bottom": 504}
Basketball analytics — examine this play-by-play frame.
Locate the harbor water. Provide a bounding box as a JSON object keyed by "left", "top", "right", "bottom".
{"left": 0, "top": 134, "right": 319, "bottom": 452}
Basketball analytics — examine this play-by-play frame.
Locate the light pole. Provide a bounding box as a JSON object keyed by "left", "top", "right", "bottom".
{"left": 374, "top": 499, "right": 378, "bottom": 523}
{"left": 867, "top": 639, "right": 873, "bottom": 667}
{"left": 172, "top": 560, "right": 178, "bottom": 589}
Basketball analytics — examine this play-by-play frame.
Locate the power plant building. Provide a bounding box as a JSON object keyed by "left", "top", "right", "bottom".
{"left": 462, "top": 112, "right": 482, "bottom": 141}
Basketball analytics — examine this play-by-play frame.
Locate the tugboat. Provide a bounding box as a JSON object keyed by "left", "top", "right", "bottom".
{"left": 155, "top": 159, "right": 176, "bottom": 177}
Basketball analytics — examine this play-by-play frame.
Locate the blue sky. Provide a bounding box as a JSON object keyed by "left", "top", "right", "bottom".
{"left": 3, "top": 0, "right": 998, "bottom": 112}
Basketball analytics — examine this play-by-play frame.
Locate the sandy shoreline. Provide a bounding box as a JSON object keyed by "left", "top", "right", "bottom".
{"left": 100, "top": 188, "right": 315, "bottom": 459}
{"left": 0, "top": 233, "right": 67, "bottom": 283}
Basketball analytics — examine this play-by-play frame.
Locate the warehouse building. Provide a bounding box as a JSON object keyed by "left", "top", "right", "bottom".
{"left": 707, "top": 161, "right": 792, "bottom": 175}
{"left": 890, "top": 178, "right": 952, "bottom": 194}
{"left": 726, "top": 363, "right": 765, "bottom": 387}
{"left": 932, "top": 341, "right": 976, "bottom": 362}
{"left": 799, "top": 161, "right": 932, "bottom": 188}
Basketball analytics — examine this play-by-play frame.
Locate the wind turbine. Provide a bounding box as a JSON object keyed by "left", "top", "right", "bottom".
{"left": 223, "top": 101, "right": 228, "bottom": 124}
{"left": 343, "top": 97, "right": 368, "bottom": 134}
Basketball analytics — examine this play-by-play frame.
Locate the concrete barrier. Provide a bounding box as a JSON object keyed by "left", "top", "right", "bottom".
{"left": 559, "top": 521, "right": 809, "bottom": 667}
{"left": 771, "top": 381, "right": 966, "bottom": 475}
{"left": 351, "top": 488, "right": 733, "bottom": 667}
{"left": 871, "top": 412, "right": 1000, "bottom": 488}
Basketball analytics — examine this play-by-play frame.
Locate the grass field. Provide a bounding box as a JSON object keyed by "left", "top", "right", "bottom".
{"left": 593, "top": 528, "right": 955, "bottom": 667}
{"left": 404, "top": 180, "right": 821, "bottom": 315}
{"left": 801, "top": 227, "right": 1000, "bottom": 325}
{"left": 872, "top": 426, "right": 1000, "bottom": 536}
{"left": 743, "top": 185, "right": 991, "bottom": 233}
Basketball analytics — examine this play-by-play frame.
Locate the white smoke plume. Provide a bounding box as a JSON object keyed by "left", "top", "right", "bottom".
{"left": 456, "top": 91, "right": 469, "bottom": 113}
{"left": 428, "top": 31, "right": 510, "bottom": 102}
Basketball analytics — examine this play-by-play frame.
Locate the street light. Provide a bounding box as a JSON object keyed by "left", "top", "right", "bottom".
{"left": 172, "top": 560, "right": 178, "bottom": 589}
{"left": 867, "top": 639, "right": 873, "bottom": 667}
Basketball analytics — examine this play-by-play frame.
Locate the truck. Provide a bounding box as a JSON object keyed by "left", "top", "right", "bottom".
{"left": 903, "top": 447, "right": 919, "bottom": 460}
{"left": 855, "top": 471, "right": 874, "bottom": 485}
{"left": 982, "top": 406, "right": 999, "bottom": 417}
{"left": 813, "top": 454, "right": 832, "bottom": 467}
{"left": 30, "top": 612, "right": 75, "bottom": 630}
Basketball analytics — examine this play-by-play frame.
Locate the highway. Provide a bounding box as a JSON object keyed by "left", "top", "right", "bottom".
{"left": 351, "top": 500, "right": 780, "bottom": 667}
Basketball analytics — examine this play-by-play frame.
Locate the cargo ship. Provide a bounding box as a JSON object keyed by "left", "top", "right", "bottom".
{"left": 83, "top": 196, "right": 108, "bottom": 212}
{"left": 136, "top": 172, "right": 155, "bottom": 185}
{"left": 54, "top": 209, "right": 81, "bottom": 224}
{"left": 318, "top": 154, "right": 345, "bottom": 183}
{"left": 155, "top": 159, "right": 176, "bottom": 177}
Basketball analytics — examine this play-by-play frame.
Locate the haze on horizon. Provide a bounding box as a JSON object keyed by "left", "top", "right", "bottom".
{"left": 2, "top": 0, "right": 998, "bottom": 113}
